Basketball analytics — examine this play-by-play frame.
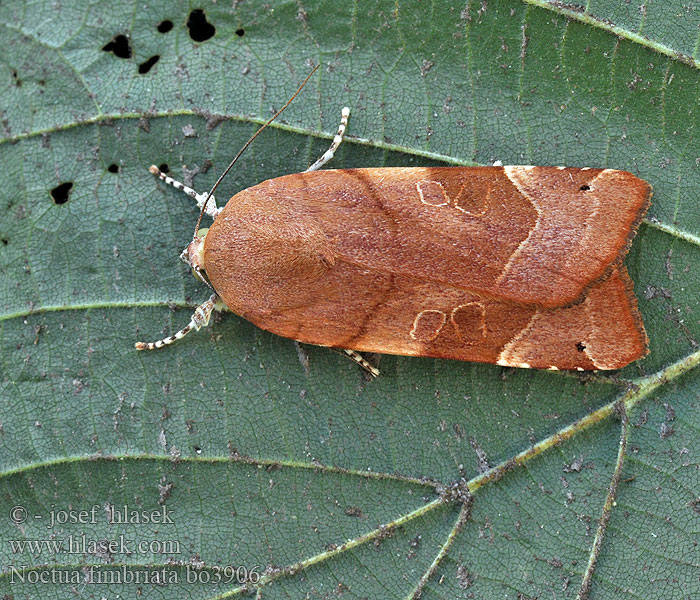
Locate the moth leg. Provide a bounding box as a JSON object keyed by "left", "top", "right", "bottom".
{"left": 148, "top": 165, "right": 221, "bottom": 218}
{"left": 338, "top": 348, "right": 379, "bottom": 378}
{"left": 294, "top": 341, "right": 311, "bottom": 376}
{"left": 305, "top": 107, "right": 350, "bottom": 172}
{"left": 135, "top": 294, "right": 222, "bottom": 350}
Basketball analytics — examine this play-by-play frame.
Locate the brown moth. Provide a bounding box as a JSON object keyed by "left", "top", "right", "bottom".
{"left": 136, "top": 73, "right": 650, "bottom": 375}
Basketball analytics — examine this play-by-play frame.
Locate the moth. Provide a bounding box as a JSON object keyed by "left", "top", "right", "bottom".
{"left": 136, "top": 70, "right": 651, "bottom": 375}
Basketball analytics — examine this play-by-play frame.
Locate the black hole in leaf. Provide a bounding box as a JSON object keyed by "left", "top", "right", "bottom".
{"left": 1, "top": 238, "right": 8, "bottom": 246}
{"left": 579, "top": 185, "right": 590, "bottom": 191}
{"left": 157, "top": 20, "right": 173, "bottom": 33}
{"left": 576, "top": 342, "right": 586, "bottom": 352}
{"left": 107, "top": 163, "right": 119, "bottom": 173}
{"left": 11, "top": 69, "right": 22, "bottom": 86}
{"left": 138, "top": 55, "right": 160, "bottom": 74}
{"left": 186, "top": 9, "right": 215, "bottom": 42}
{"left": 159, "top": 163, "right": 169, "bottom": 173}
{"left": 51, "top": 182, "right": 73, "bottom": 204}
{"left": 102, "top": 34, "right": 132, "bottom": 59}
{"left": 235, "top": 28, "right": 245, "bottom": 37}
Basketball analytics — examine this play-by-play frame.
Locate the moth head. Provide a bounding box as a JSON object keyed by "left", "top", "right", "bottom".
{"left": 181, "top": 228, "right": 209, "bottom": 284}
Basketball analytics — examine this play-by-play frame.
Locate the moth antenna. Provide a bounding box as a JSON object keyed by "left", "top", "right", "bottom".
{"left": 193, "top": 64, "right": 320, "bottom": 238}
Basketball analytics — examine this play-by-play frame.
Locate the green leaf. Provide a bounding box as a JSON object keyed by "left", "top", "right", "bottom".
{"left": 1, "top": 1, "right": 699, "bottom": 599}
